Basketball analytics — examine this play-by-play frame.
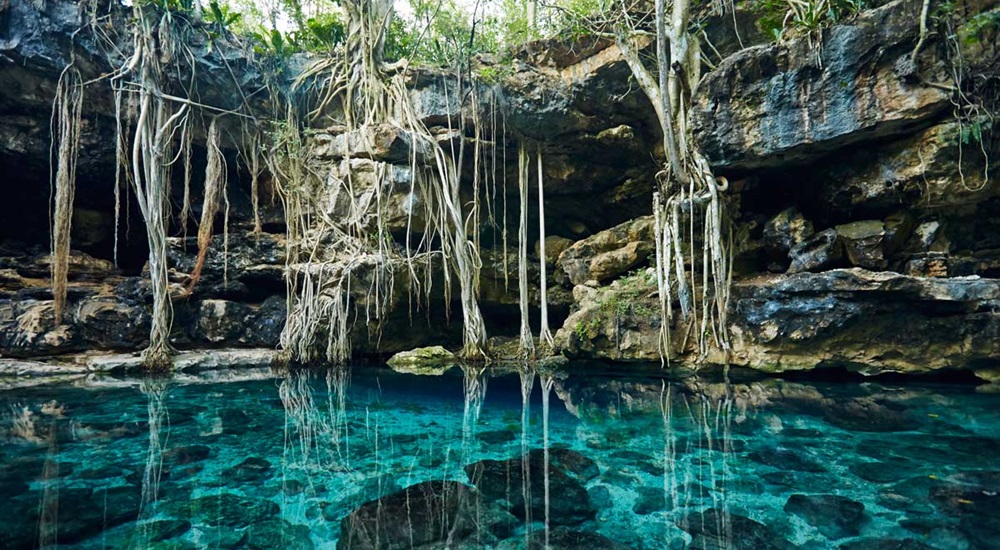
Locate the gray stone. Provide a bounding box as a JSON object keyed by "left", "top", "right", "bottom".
{"left": 785, "top": 494, "right": 866, "bottom": 540}
{"left": 836, "top": 220, "right": 887, "bottom": 270}
{"left": 764, "top": 208, "right": 815, "bottom": 261}
{"left": 557, "top": 216, "right": 654, "bottom": 285}
{"left": 788, "top": 228, "right": 843, "bottom": 273}
{"left": 692, "top": 0, "right": 952, "bottom": 169}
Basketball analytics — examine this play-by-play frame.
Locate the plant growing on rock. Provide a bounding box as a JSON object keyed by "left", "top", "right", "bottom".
{"left": 606, "top": 0, "right": 733, "bottom": 364}
{"left": 274, "top": 0, "right": 492, "bottom": 363}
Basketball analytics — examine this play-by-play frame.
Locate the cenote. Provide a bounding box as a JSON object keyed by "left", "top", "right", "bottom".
{"left": 2, "top": 365, "right": 998, "bottom": 549}
{"left": 3, "top": 0, "right": 1000, "bottom": 548}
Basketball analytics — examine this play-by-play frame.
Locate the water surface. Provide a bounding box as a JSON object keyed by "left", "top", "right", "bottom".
{"left": 1, "top": 365, "right": 998, "bottom": 549}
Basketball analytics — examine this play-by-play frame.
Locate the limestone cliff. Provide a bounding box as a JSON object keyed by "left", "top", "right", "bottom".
{"left": 1, "top": 0, "right": 998, "bottom": 380}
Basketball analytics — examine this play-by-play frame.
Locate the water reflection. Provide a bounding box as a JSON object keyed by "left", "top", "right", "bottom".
{"left": 0, "top": 368, "right": 997, "bottom": 548}
{"left": 132, "top": 377, "right": 170, "bottom": 549}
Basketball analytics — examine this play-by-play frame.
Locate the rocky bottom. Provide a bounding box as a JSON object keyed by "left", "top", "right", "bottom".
{"left": 0, "top": 365, "right": 997, "bottom": 549}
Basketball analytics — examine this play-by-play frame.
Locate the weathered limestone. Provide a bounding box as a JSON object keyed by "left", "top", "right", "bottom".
{"left": 558, "top": 217, "right": 654, "bottom": 285}
{"left": 692, "top": 0, "right": 952, "bottom": 170}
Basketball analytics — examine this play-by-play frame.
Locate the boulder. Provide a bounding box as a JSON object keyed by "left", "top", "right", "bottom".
{"left": 784, "top": 494, "right": 866, "bottom": 539}
{"left": 557, "top": 216, "right": 654, "bottom": 285}
{"left": 537, "top": 235, "right": 575, "bottom": 265}
{"left": 386, "top": 346, "right": 458, "bottom": 375}
{"left": 836, "top": 220, "right": 887, "bottom": 269}
{"left": 788, "top": 228, "right": 843, "bottom": 273}
{"left": 337, "top": 481, "right": 476, "bottom": 550}
{"left": 764, "top": 208, "right": 815, "bottom": 261}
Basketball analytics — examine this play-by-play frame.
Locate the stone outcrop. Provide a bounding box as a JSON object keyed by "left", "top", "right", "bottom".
{"left": 558, "top": 217, "right": 654, "bottom": 285}
{"left": 692, "top": 0, "right": 953, "bottom": 170}
{"left": 555, "top": 268, "right": 1000, "bottom": 378}
{"left": 728, "top": 269, "right": 1000, "bottom": 376}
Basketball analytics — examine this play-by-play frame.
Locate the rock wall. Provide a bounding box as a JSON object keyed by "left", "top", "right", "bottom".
{"left": 1, "top": 0, "right": 998, "bottom": 380}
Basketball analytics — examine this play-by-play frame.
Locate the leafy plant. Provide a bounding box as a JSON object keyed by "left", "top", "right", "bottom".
{"left": 205, "top": 0, "right": 242, "bottom": 34}
{"left": 302, "top": 13, "right": 347, "bottom": 52}
{"left": 753, "top": 0, "right": 868, "bottom": 40}
{"left": 960, "top": 115, "right": 994, "bottom": 146}
{"left": 962, "top": 10, "right": 1000, "bottom": 45}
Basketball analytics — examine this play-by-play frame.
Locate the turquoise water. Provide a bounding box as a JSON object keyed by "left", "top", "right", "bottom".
{"left": 1, "top": 366, "right": 998, "bottom": 549}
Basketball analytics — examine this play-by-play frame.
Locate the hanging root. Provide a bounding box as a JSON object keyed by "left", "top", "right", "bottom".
{"left": 50, "top": 66, "right": 84, "bottom": 325}
{"left": 276, "top": 1, "right": 489, "bottom": 364}
{"left": 187, "top": 117, "right": 225, "bottom": 293}
{"left": 536, "top": 146, "right": 554, "bottom": 350}
{"left": 517, "top": 142, "right": 535, "bottom": 358}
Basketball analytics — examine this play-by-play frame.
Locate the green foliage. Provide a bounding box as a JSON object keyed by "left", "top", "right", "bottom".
{"left": 476, "top": 64, "right": 513, "bottom": 85}
{"left": 400, "top": 0, "right": 502, "bottom": 67}
{"left": 205, "top": 0, "right": 242, "bottom": 34}
{"left": 250, "top": 27, "right": 299, "bottom": 60}
{"left": 752, "top": 0, "right": 868, "bottom": 40}
{"left": 301, "top": 13, "right": 347, "bottom": 52}
{"left": 962, "top": 10, "right": 1000, "bottom": 45}
{"left": 960, "top": 115, "right": 994, "bottom": 146}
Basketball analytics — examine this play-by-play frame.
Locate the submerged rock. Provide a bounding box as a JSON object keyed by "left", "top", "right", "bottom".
{"left": 495, "top": 527, "right": 633, "bottom": 550}
{"left": 464, "top": 449, "right": 597, "bottom": 526}
{"left": 784, "top": 493, "right": 866, "bottom": 539}
{"left": 748, "top": 447, "right": 827, "bottom": 473}
{"left": 165, "top": 493, "right": 280, "bottom": 528}
{"left": 245, "top": 518, "right": 314, "bottom": 550}
{"left": 632, "top": 486, "right": 667, "bottom": 515}
{"left": 838, "top": 538, "right": 936, "bottom": 550}
{"left": 221, "top": 456, "right": 272, "bottom": 483}
{"left": 336, "top": 480, "right": 476, "bottom": 550}
{"left": 676, "top": 508, "right": 795, "bottom": 550}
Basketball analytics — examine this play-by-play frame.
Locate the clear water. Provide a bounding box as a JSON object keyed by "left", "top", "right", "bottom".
{"left": 1, "top": 365, "right": 998, "bottom": 549}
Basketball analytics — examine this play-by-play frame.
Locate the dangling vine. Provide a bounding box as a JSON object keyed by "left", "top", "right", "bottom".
{"left": 49, "top": 64, "right": 84, "bottom": 325}
{"left": 274, "top": 0, "right": 490, "bottom": 364}
{"left": 187, "top": 116, "right": 225, "bottom": 292}
{"left": 536, "top": 146, "right": 554, "bottom": 350}
{"left": 110, "top": 4, "right": 189, "bottom": 371}
{"left": 611, "top": 0, "right": 732, "bottom": 364}
{"left": 517, "top": 142, "right": 535, "bottom": 357}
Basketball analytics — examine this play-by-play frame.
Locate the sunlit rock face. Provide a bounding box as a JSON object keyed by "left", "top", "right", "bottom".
{"left": 691, "top": 0, "right": 953, "bottom": 171}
